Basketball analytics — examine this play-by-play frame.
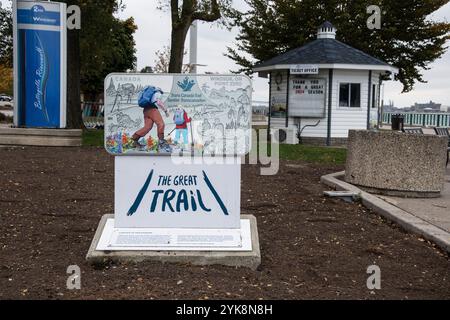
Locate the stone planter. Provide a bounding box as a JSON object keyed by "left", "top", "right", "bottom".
{"left": 345, "top": 130, "right": 448, "bottom": 198}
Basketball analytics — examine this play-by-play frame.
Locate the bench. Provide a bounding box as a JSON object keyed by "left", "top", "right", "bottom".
{"left": 434, "top": 127, "right": 450, "bottom": 166}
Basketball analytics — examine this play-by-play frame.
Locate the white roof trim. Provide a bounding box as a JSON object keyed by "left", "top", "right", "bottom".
{"left": 254, "top": 63, "right": 399, "bottom": 75}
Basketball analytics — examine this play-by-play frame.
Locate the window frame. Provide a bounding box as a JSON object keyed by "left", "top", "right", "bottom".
{"left": 338, "top": 82, "right": 362, "bottom": 109}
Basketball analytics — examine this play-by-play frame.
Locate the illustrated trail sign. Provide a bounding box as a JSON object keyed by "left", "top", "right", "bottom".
{"left": 88, "top": 73, "right": 258, "bottom": 255}
{"left": 104, "top": 74, "right": 252, "bottom": 156}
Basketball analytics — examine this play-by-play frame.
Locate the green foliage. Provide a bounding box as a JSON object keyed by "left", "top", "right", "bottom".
{"left": 75, "top": 0, "right": 137, "bottom": 95}
{"left": 0, "top": 65, "right": 13, "bottom": 95}
{"left": 227, "top": 0, "right": 450, "bottom": 92}
{"left": 0, "top": 0, "right": 136, "bottom": 96}
{"left": 0, "top": 1, "right": 12, "bottom": 68}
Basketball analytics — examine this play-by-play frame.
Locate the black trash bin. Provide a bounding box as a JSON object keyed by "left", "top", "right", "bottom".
{"left": 391, "top": 114, "right": 404, "bottom": 131}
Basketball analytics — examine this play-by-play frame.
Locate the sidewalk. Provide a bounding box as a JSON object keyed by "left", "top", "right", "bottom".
{"left": 321, "top": 168, "right": 450, "bottom": 253}
{"left": 379, "top": 168, "right": 450, "bottom": 233}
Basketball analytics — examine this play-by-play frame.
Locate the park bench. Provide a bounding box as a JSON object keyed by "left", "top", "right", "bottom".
{"left": 402, "top": 128, "right": 424, "bottom": 134}
{"left": 434, "top": 127, "right": 450, "bottom": 166}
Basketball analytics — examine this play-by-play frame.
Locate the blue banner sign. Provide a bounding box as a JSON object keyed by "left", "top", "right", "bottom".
{"left": 14, "top": 1, "right": 67, "bottom": 128}
{"left": 17, "top": 4, "right": 61, "bottom": 26}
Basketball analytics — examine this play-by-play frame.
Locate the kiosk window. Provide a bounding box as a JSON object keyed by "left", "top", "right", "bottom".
{"left": 339, "top": 83, "right": 361, "bottom": 108}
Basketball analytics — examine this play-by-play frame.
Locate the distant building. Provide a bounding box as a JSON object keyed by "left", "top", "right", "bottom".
{"left": 382, "top": 101, "right": 397, "bottom": 113}
{"left": 411, "top": 101, "right": 442, "bottom": 113}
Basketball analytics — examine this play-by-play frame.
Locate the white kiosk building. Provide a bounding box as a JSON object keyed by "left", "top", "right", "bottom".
{"left": 254, "top": 22, "right": 399, "bottom": 146}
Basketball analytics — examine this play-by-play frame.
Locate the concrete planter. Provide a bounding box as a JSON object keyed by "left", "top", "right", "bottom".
{"left": 345, "top": 130, "right": 448, "bottom": 198}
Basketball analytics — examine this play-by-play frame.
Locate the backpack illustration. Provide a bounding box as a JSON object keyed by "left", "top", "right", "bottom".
{"left": 138, "top": 86, "right": 163, "bottom": 108}
{"left": 174, "top": 109, "right": 186, "bottom": 125}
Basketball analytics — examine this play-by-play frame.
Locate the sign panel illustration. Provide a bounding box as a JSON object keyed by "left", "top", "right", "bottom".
{"left": 104, "top": 74, "right": 252, "bottom": 156}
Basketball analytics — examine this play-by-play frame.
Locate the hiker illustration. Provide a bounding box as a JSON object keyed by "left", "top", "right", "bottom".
{"left": 173, "top": 106, "right": 192, "bottom": 150}
{"left": 132, "top": 86, "right": 172, "bottom": 153}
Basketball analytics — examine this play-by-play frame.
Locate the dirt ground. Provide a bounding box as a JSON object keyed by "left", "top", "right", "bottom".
{"left": 0, "top": 146, "right": 449, "bottom": 300}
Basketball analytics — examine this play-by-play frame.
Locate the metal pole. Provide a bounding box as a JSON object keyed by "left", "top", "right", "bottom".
{"left": 12, "top": 0, "right": 18, "bottom": 127}
{"left": 367, "top": 70, "right": 372, "bottom": 130}
{"left": 285, "top": 70, "right": 290, "bottom": 128}
{"left": 267, "top": 73, "right": 272, "bottom": 142}
{"left": 326, "top": 69, "right": 333, "bottom": 147}
{"left": 189, "top": 20, "right": 198, "bottom": 74}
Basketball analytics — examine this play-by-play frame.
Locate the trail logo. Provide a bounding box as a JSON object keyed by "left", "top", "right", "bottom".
{"left": 127, "top": 170, "right": 229, "bottom": 216}
{"left": 177, "top": 77, "right": 195, "bottom": 92}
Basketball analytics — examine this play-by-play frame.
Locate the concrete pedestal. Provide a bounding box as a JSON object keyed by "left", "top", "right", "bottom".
{"left": 345, "top": 130, "right": 448, "bottom": 198}
{"left": 86, "top": 214, "right": 261, "bottom": 270}
{"left": 0, "top": 127, "right": 82, "bottom": 147}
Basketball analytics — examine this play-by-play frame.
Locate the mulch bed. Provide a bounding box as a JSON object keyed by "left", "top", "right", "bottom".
{"left": 0, "top": 146, "right": 449, "bottom": 299}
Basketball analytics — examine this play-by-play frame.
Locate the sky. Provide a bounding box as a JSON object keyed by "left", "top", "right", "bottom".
{"left": 117, "top": 0, "right": 450, "bottom": 108}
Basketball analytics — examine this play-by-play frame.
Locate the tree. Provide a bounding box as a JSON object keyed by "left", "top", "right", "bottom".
{"left": 0, "top": 1, "right": 13, "bottom": 96}
{"left": 77, "top": 0, "right": 137, "bottom": 96}
{"left": 0, "top": 1, "right": 12, "bottom": 68}
{"left": 0, "top": 65, "right": 13, "bottom": 95}
{"left": 154, "top": 45, "right": 194, "bottom": 73}
{"left": 65, "top": 0, "right": 137, "bottom": 128}
{"left": 0, "top": 1, "right": 137, "bottom": 128}
{"left": 227, "top": 0, "right": 450, "bottom": 92}
{"left": 166, "top": 0, "right": 231, "bottom": 73}
{"left": 64, "top": 0, "right": 83, "bottom": 129}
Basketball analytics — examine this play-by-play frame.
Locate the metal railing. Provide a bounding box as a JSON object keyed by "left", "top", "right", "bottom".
{"left": 383, "top": 112, "right": 450, "bottom": 128}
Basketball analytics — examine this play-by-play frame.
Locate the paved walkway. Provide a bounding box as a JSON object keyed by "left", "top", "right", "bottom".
{"left": 379, "top": 168, "right": 450, "bottom": 233}
{"left": 321, "top": 168, "right": 450, "bottom": 253}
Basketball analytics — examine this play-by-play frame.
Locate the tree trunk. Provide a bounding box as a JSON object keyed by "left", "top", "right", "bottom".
{"left": 66, "top": 27, "right": 83, "bottom": 129}
{"left": 168, "top": 25, "right": 190, "bottom": 73}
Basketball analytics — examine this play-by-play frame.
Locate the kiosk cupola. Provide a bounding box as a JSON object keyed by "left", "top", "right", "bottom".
{"left": 317, "top": 21, "right": 336, "bottom": 39}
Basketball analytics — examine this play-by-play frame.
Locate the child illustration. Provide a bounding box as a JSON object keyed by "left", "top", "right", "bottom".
{"left": 173, "top": 106, "right": 192, "bottom": 150}
{"left": 132, "top": 87, "right": 172, "bottom": 153}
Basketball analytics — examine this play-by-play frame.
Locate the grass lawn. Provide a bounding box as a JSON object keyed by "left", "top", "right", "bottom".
{"left": 83, "top": 129, "right": 347, "bottom": 165}
{"left": 279, "top": 144, "right": 347, "bottom": 164}
{"left": 82, "top": 129, "right": 104, "bottom": 147}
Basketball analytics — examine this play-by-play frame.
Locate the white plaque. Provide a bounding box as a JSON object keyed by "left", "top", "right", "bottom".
{"left": 115, "top": 156, "right": 241, "bottom": 229}
{"left": 96, "top": 218, "right": 252, "bottom": 252}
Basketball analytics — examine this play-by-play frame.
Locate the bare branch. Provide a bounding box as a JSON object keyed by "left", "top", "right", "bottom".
{"left": 192, "top": 0, "right": 221, "bottom": 22}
